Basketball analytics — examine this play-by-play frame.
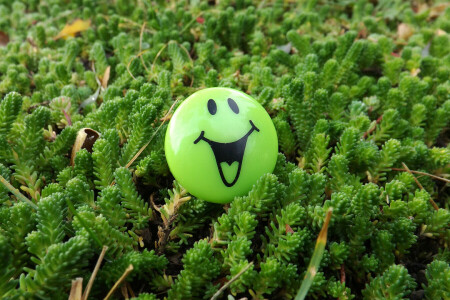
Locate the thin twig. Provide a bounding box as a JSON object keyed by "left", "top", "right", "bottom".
{"left": 139, "top": 22, "right": 150, "bottom": 73}
{"left": 402, "top": 163, "right": 439, "bottom": 211}
{"left": 156, "top": 186, "right": 191, "bottom": 254}
{"left": 108, "top": 99, "right": 179, "bottom": 187}
{"left": 126, "top": 57, "right": 137, "bottom": 80}
{"left": 0, "top": 175, "right": 38, "bottom": 209}
{"left": 391, "top": 168, "right": 450, "bottom": 183}
{"left": 180, "top": 12, "right": 203, "bottom": 34}
{"left": 99, "top": 14, "right": 156, "bottom": 34}
{"left": 126, "top": 282, "right": 135, "bottom": 298}
{"left": 210, "top": 262, "right": 254, "bottom": 300}
{"left": 126, "top": 49, "right": 151, "bottom": 80}
{"left": 176, "top": 42, "right": 195, "bottom": 87}
{"left": 124, "top": 99, "right": 179, "bottom": 169}
{"left": 120, "top": 284, "right": 129, "bottom": 299}
{"left": 150, "top": 43, "right": 168, "bottom": 79}
{"left": 150, "top": 194, "right": 160, "bottom": 212}
{"left": 83, "top": 246, "right": 108, "bottom": 300}
{"left": 27, "top": 101, "right": 50, "bottom": 113}
{"left": 156, "top": 214, "right": 178, "bottom": 255}
{"left": 104, "top": 265, "right": 134, "bottom": 300}
{"left": 363, "top": 115, "right": 383, "bottom": 139}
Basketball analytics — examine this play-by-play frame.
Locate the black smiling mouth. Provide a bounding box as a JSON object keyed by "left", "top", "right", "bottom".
{"left": 194, "top": 120, "right": 260, "bottom": 187}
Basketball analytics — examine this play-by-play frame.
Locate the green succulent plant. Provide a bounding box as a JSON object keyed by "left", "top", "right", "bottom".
{"left": 0, "top": 0, "right": 448, "bottom": 299}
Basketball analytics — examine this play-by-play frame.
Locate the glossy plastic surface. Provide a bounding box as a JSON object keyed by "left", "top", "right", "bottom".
{"left": 165, "top": 88, "right": 278, "bottom": 203}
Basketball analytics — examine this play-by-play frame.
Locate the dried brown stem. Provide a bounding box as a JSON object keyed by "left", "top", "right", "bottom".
{"left": 126, "top": 56, "right": 137, "bottom": 80}
{"left": 104, "top": 265, "right": 134, "bottom": 300}
{"left": 210, "top": 262, "right": 254, "bottom": 300}
{"left": 83, "top": 246, "right": 108, "bottom": 300}
{"left": 340, "top": 264, "right": 346, "bottom": 284}
{"left": 124, "top": 99, "right": 179, "bottom": 169}
{"left": 363, "top": 114, "right": 383, "bottom": 139}
{"left": 126, "top": 282, "right": 135, "bottom": 298}
{"left": 390, "top": 168, "right": 450, "bottom": 183}
{"left": 27, "top": 101, "right": 50, "bottom": 113}
{"left": 402, "top": 163, "right": 439, "bottom": 211}
{"left": 120, "top": 284, "right": 129, "bottom": 299}
{"left": 156, "top": 214, "right": 178, "bottom": 254}
{"left": 139, "top": 22, "right": 150, "bottom": 73}
{"left": 150, "top": 43, "right": 168, "bottom": 79}
{"left": 156, "top": 186, "right": 191, "bottom": 254}
{"left": 176, "top": 42, "right": 195, "bottom": 87}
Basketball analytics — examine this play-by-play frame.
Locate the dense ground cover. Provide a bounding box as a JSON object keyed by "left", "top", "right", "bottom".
{"left": 0, "top": 0, "right": 449, "bottom": 299}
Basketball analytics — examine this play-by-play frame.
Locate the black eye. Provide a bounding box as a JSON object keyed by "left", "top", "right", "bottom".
{"left": 207, "top": 99, "right": 217, "bottom": 115}
{"left": 228, "top": 98, "right": 239, "bottom": 114}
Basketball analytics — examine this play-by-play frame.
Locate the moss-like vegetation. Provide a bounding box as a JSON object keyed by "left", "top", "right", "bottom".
{"left": 0, "top": 0, "right": 449, "bottom": 299}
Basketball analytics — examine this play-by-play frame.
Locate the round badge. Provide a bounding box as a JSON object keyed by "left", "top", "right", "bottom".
{"left": 165, "top": 88, "right": 278, "bottom": 204}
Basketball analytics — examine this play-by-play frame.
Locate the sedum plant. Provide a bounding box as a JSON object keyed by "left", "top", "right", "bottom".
{"left": 0, "top": 0, "right": 449, "bottom": 299}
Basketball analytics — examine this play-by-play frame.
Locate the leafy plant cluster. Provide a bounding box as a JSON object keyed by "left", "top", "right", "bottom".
{"left": 0, "top": 0, "right": 449, "bottom": 299}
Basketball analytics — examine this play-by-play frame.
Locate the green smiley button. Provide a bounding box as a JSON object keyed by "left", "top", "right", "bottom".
{"left": 165, "top": 88, "right": 278, "bottom": 204}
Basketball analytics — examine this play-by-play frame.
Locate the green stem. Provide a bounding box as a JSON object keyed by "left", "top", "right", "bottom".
{"left": 0, "top": 174, "right": 38, "bottom": 209}
{"left": 65, "top": 197, "right": 102, "bottom": 248}
{"left": 295, "top": 207, "right": 333, "bottom": 300}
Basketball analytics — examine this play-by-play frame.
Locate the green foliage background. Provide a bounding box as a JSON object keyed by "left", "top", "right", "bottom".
{"left": 0, "top": 0, "right": 449, "bottom": 299}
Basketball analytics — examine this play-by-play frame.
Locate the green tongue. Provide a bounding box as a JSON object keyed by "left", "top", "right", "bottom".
{"left": 220, "top": 161, "right": 240, "bottom": 185}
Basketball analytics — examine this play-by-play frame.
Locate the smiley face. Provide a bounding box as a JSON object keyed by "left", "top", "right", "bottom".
{"left": 165, "top": 88, "right": 278, "bottom": 204}
{"left": 194, "top": 98, "right": 260, "bottom": 187}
